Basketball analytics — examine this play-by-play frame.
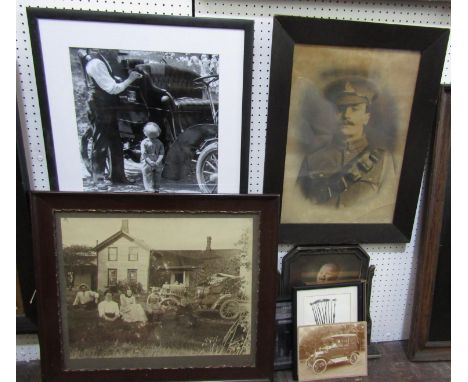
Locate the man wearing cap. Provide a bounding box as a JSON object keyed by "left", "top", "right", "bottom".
{"left": 297, "top": 77, "right": 395, "bottom": 207}
{"left": 78, "top": 49, "right": 142, "bottom": 188}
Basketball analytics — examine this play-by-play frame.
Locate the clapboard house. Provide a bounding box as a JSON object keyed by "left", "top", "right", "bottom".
{"left": 95, "top": 221, "right": 242, "bottom": 292}
{"left": 95, "top": 220, "right": 152, "bottom": 291}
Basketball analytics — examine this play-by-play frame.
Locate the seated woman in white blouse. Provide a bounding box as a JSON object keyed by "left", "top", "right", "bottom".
{"left": 97, "top": 290, "right": 120, "bottom": 322}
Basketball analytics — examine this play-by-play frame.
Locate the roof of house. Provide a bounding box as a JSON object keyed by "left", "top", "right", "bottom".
{"left": 64, "top": 253, "right": 97, "bottom": 268}
{"left": 94, "top": 222, "right": 241, "bottom": 267}
{"left": 94, "top": 230, "right": 151, "bottom": 252}
{"left": 151, "top": 249, "right": 241, "bottom": 270}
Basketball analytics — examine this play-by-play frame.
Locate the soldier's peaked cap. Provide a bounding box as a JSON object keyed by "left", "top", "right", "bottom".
{"left": 324, "top": 78, "right": 378, "bottom": 106}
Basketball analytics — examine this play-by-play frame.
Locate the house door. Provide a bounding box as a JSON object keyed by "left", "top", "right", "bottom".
{"left": 128, "top": 269, "right": 138, "bottom": 284}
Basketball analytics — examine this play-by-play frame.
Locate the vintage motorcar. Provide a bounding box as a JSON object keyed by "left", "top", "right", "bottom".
{"left": 306, "top": 333, "right": 361, "bottom": 374}
{"left": 195, "top": 273, "right": 244, "bottom": 320}
{"left": 80, "top": 54, "right": 219, "bottom": 193}
{"left": 156, "top": 274, "right": 244, "bottom": 320}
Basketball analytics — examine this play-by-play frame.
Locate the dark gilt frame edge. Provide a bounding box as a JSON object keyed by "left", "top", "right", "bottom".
{"left": 263, "top": 15, "right": 450, "bottom": 244}
{"left": 291, "top": 281, "right": 366, "bottom": 380}
{"left": 406, "top": 86, "right": 451, "bottom": 362}
{"left": 30, "top": 192, "right": 279, "bottom": 381}
{"left": 26, "top": 7, "right": 254, "bottom": 193}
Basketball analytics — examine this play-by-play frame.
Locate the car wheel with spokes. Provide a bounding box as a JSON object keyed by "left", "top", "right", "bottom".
{"left": 312, "top": 358, "right": 327, "bottom": 374}
{"left": 349, "top": 352, "right": 359, "bottom": 365}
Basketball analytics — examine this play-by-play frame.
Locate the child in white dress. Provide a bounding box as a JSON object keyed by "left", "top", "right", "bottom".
{"left": 141, "top": 122, "right": 164, "bottom": 192}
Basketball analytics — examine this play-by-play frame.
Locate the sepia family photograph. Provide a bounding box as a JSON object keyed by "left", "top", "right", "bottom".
{"left": 280, "top": 44, "right": 421, "bottom": 224}
{"left": 69, "top": 47, "right": 219, "bottom": 193}
{"left": 297, "top": 322, "right": 367, "bottom": 381}
{"left": 56, "top": 214, "right": 257, "bottom": 370}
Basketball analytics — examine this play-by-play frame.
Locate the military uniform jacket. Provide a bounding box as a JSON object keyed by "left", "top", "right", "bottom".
{"left": 297, "top": 136, "right": 396, "bottom": 208}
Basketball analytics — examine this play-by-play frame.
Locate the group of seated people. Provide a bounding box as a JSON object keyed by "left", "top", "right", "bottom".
{"left": 72, "top": 284, "right": 164, "bottom": 324}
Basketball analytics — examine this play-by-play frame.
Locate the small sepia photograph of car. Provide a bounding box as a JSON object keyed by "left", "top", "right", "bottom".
{"left": 297, "top": 322, "right": 367, "bottom": 381}
{"left": 69, "top": 47, "right": 220, "bottom": 193}
{"left": 56, "top": 213, "right": 258, "bottom": 370}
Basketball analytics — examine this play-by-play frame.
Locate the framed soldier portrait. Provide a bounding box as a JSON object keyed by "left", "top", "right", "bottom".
{"left": 263, "top": 16, "right": 449, "bottom": 243}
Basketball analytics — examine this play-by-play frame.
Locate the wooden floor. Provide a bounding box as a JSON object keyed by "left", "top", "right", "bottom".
{"left": 16, "top": 341, "right": 450, "bottom": 381}
{"left": 275, "top": 341, "right": 450, "bottom": 382}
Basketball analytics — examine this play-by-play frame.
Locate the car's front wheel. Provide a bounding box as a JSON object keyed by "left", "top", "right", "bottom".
{"left": 219, "top": 299, "right": 240, "bottom": 320}
{"left": 196, "top": 142, "right": 218, "bottom": 193}
{"left": 349, "top": 352, "right": 359, "bottom": 365}
{"left": 312, "top": 358, "right": 327, "bottom": 374}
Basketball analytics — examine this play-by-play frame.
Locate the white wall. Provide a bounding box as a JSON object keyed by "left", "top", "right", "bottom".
{"left": 17, "top": 0, "right": 451, "bottom": 343}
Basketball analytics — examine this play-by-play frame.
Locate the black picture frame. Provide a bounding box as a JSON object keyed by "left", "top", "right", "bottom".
{"left": 16, "top": 103, "right": 38, "bottom": 333}
{"left": 30, "top": 192, "right": 279, "bottom": 381}
{"left": 263, "top": 15, "right": 450, "bottom": 244}
{"left": 292, "top": 281, "right": 366, "bottom": 379}
{"left": 274, "top": 301, "right": 293, "bottom": 370}
{"left": 27, "top": 8, "right": 253, "bottom": 194}
{"left": 280, "top": 245, "right": 370, "bottom": 300}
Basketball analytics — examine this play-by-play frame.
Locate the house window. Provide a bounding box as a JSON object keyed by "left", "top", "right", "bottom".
{"left": 128, "top": 269, "right": 137, "bottom": 284}
{"left": 128, "top": 247, "right": 138, "bottom": 261}
{"left": 108, "top": 269, "right": 117, "bottom": 286}
{"left": 172, "top": 272, "right": 184, "bottom": 284}
{"left": 108, "top": 247, "right": 118, "bottom": 261}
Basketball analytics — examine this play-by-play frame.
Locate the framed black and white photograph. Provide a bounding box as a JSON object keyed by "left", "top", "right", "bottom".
{"left": 27, "top": 8, "right": 253, "bottom": 193}
{"left": 263, "top": 15, "right": 449, "bottom": 243}
{"left": 292, "top": 281, "right": 366, "bottom": 379}
{"left": 30, "top": 192, "right": 278, "bottom": 381}
{"left": 294, "top": 283, "right": 365, "bottom": 327}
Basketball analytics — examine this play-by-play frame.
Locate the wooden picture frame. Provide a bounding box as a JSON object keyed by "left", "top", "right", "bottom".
{"left": 274, "top": 301, "right": 293, "bottom": 370}
{"left": 407, "top": 86, "right": 450, "bottom": 361}
{"left": 292, "top": 281, "right": 366, "bottom": 379}
{"left": 16, "top": 103, "right": 37, "bottom": 333}
{"left": 263, "top": 15, "right": 449, "bottom": 244}
{"left": 27, "top": 8, "right": 253, "bottom": 194}
{"left": 280, "top": 245, "right": 370, "bottom": 300}
{"left": 30, "top": 192, "right": 279, "bottom": 381}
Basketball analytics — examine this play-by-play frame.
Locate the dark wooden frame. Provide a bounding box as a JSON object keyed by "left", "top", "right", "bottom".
{"left": 407, "top": 86, "right": 451, "bottom": 361}
{"left": 16, "top": 103, "right": 38, "bottom": 333}
{"left": 274, "top": 301, "right": 293, "bottom": 370}
{"left": 292, "top": 281, "right": 366, "bottom": 379}
{"left": 263, "top": 15, "right": 450, "bottom": 244}
{"left": 280, "top": 245, "right": 370, "bottom": 300}
{"left": 27, "top": 7, "right": 253, "bottom": 193}
{"left": 30, "top": 192, "right": 279, "bottom": 381}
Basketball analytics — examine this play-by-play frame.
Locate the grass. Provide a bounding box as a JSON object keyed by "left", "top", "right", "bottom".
{"left": 66, "top": 290, "right": 242, "bottom": 359}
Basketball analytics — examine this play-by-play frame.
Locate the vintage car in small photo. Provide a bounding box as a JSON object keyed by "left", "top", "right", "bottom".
{"left": 306, "top": 333, "right": 361, "bottom": 374}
